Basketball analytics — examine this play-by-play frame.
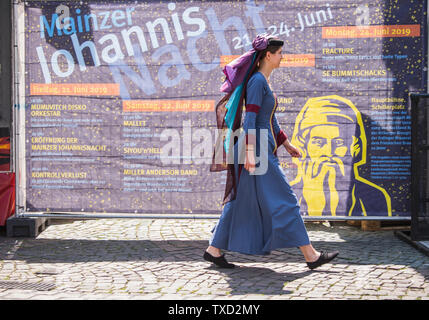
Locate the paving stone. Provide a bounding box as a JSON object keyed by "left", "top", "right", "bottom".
{"left": 0, "top": 220, "right": 428, "bottom": 300}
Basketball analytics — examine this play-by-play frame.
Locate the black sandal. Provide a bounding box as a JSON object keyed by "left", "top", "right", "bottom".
{"left": 307, "top": 250, "right": 339, "bottom": 270}
{"left": 203, "top": 251, "right": 235, "bottom": 268}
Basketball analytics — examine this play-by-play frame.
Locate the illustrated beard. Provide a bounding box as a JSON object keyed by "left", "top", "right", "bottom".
{"left": 299, "top": 155, "right": 353, "bottom": 215}
{"left": 308, "top": 156, "right": 345, "bottom": 178}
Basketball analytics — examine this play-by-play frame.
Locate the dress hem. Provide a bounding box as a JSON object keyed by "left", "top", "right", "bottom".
{"left": 209, "top": 240, "right": 311, "bottom": 256}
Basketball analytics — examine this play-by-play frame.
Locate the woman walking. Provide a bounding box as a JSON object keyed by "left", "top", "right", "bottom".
{"left": 205, "top": 34, "right": 339, "bottom": 270}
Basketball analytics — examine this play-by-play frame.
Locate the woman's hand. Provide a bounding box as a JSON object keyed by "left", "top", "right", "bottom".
{"left": 244, "top": 146, "right": 256, "bottom": 173}
{"left": 283, "top": 140, "right": 302, "bottom": 158}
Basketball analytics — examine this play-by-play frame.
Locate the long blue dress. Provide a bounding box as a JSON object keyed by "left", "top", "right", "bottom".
{"left": 210, "top": 72, "right": 311, "bottom": 255}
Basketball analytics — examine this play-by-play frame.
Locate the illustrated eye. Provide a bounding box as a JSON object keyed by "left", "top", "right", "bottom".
{"left": 312, "top": 138, "right": 324, "bottom": 146}
{"left": 334, "top": 139, "right": 345, "bottom": 146}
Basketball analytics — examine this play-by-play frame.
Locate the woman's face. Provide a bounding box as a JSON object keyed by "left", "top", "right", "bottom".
{"left": 268, "top": 47, "right": 283, "bottom": 69}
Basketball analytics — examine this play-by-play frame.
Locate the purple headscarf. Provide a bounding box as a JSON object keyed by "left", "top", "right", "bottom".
{"left": 220, "top": 34, "right": 270, "bottom": 93}
{"left": 211, "top": 34, "right": 284, "bottom": 205}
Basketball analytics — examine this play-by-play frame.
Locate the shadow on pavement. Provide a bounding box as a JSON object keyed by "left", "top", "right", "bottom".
{"left": 0, "top": 236, "right": 427, "bottom": 266}
{"left": 207, "top": 265, "right": 341, "bottom": 296}
{"left": 0, "top": 223, "right": 428, "bottom": 297}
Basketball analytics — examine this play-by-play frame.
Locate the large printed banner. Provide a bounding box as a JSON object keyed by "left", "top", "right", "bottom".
{"left": 24, "top": 0, "right": 427, "bottom": 217}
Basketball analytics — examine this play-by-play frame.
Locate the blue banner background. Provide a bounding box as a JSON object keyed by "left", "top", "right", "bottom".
{"left": 24, "top": 0, "right": 427, "bottom": 217}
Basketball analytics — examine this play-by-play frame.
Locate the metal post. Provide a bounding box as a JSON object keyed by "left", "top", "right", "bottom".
{"left": 11, "top": 0, "right": 19, "bottom": 218}
{"left": 13, "top": 0, "right": 26, "bottom": 218}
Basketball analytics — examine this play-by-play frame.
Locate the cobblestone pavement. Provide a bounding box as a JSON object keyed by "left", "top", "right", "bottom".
{"left": 0, "top": 219, "right": 428, "bottom": 300}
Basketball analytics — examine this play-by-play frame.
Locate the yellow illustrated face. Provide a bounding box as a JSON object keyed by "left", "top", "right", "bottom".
{"left": 307, "top": 125, "right": 348, "bottom": 161}
{"left": 289, "top": 95, "right": 392, "bottom": 217}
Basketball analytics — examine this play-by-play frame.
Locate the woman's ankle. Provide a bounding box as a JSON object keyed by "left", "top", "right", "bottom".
{"left": 299, "top": 244, "right": 320, "bottom": 262}
{"left": 206, "top": 246, "right": 222, "bottom": 257}
{"left": 305, "top": 251, "right": 321, "bottom": 263}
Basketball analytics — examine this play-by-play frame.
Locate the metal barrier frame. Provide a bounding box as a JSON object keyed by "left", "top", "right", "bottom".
{"left": 10, "top": 0, "right": 414, "bottom": 223}
{"left": 12, "top": 0, "right": 25, "bottom": 219}
{"left": 410, "top": 93, "right": 429, "bottom": 240}
{"left": 14, "top": 212, "right": 412, "bottom": 221}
